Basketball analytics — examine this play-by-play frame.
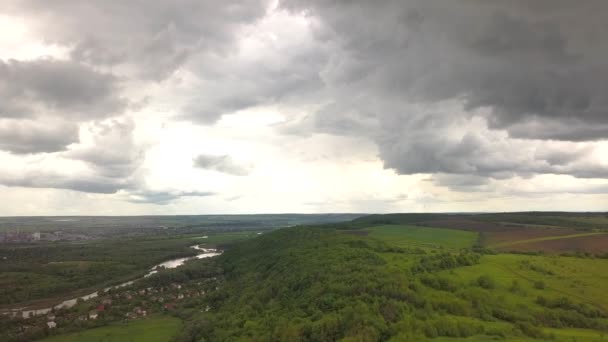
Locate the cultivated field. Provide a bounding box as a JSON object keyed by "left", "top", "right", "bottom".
{"left": 493, "top": 233, "right": 608, "bottom": 254}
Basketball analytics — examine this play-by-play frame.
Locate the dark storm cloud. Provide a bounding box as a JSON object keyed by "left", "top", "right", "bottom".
{"left": 0, "top": 172, "right": 129, "bottom": 194}
{"left": 0, "top": 119, "right": 79, "bottom": 154}
{"left": 4, "top": 0, "right": 269, "bottom": 81}
{"left": 378, "top": 122, "right": 608, "bottom": 180}
{"left": 3, "top": 0, "right": 607, "bottom": 201}
{"left": 505, "top": 119, "right": 608, "bottom": 142}
{"left": 181, "top": 20, "right": 328, "bottom": 124}
{"left": 422, "top": 174, "right": 495, "bottom": 193}
{"left": 277, "top": 0, "right": 608, "bottom": 182}
{"left": 284, "top": 1, "right": 608, "bottom": 135}
{"left": 193, "top": 154, "right": 252, "bottom": 176}
{"left": 0, "top": 59, "right": 125, "bottom": 120}
{"left": 0, "top": 119, "right": 143, "bottom": 194}
{"left": 126, "top": 190, "right": 215, "bottom": 205}
{"left": 281, "top": 0, "right": 608, "bottom": 139}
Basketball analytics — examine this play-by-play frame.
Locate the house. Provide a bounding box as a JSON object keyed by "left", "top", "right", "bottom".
{"left": 102, "top": 298, "right": 112, "bottom": 305}
{"left": 177, "top": 294, "right": 184, "bottom": 300}
{"left": 125, "top": 312, "right": 138, "bottom": 319}
{"left": 96, "top": 304, "right": 105, "bottom": 312}
{"left": 138, "top": 289, "right": 146, "bottom": 295}
{"left": 78, "top": 315, "right": 87, "bottom": 321}
{"left": 47, "top": 321, "right": 57, "bottom": 329}
{"left": 89, "top": 311, "right": 98, "bottom": 320}
{"left": 163, "top": 303, "right": 175, "bottom": 311}
{"left": 47, "top": 314, "right": 55, "bottom": 321}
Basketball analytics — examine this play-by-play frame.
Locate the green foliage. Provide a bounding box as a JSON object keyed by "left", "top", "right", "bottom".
{"left": 475, "top": 275, "right": 496, "bottom": 289}
{"left": 517, "top": 321, "right": 546, "bottom": 338}
{"left": 412, "top": 251, "right": 480, "bottom": 274}
{"left": 172, "top": 227, "right": 608, "bottom": 341}
{"left": 534, "top": 280, "right": 546, "bottom": 289}
{"left": 420, "top": 275, "right": 457, "bottom": 292}
{"left": 39, "top": 316, "right": 182, "bottom": 342}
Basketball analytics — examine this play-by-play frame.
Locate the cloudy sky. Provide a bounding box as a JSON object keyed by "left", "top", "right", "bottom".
{"left": 0, "top": 0, "right": 607, "bottom": 215}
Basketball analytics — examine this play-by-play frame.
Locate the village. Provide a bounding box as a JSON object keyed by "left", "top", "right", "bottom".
{"left": 3, "top": 274, "right": 223, "bottom": 340}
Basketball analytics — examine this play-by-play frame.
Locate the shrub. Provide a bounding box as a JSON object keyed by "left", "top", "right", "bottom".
{"left": 420, "top": 275, "right": 457, "bottom": 292}
{"left": 509, "top": 280, "right": 524, "bottom": 294}
{"left": 476, "top": 275, "right": 496, "bottom": 289}
{"left": 517, "top": 322, "right": 545, "bottom": 338}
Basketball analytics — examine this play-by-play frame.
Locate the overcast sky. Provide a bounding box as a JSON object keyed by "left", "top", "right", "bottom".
{"left": 0, "top": 0, "right": 607, "bottom": 215}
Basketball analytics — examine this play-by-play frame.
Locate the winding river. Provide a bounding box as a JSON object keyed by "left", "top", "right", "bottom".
{"left": 4, "top": 245, "right": 221, "bottom": 319}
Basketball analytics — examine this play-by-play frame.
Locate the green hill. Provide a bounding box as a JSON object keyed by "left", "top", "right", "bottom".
{"left": 173, "top": 226, "right": 608, "bottom": 341}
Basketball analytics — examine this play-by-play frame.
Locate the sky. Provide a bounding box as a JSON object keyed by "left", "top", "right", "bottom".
{"left": 0, "top": 0, "right": 607, "bottom": 215}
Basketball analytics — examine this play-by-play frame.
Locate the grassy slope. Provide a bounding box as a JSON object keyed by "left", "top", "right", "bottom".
{"left": 40, "top": 316, "right": 182, "bottom": 342}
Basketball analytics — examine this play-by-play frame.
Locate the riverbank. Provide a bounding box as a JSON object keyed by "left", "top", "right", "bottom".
{"left": 1, "top": 245, "right": 221, "bottom": 318}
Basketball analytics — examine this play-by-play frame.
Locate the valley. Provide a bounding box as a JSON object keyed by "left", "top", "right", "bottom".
{"left": 2, "top": 212, "right": 607, "bottom": 341}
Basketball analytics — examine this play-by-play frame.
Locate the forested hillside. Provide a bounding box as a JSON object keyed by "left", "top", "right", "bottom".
{"left": 174, "top": 225, "right": 608, "bottom": 341}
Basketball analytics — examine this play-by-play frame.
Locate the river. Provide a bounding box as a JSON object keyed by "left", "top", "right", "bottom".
{"left": 3, "top": 245, "right": 221, "bottom": 319}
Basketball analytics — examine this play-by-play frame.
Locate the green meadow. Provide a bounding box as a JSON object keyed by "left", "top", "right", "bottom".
{"left": 40, "top": 316, "right": 182, "bottom": 342}
{"left": 366, "top": 224, "right": 478, "bottom": 249}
